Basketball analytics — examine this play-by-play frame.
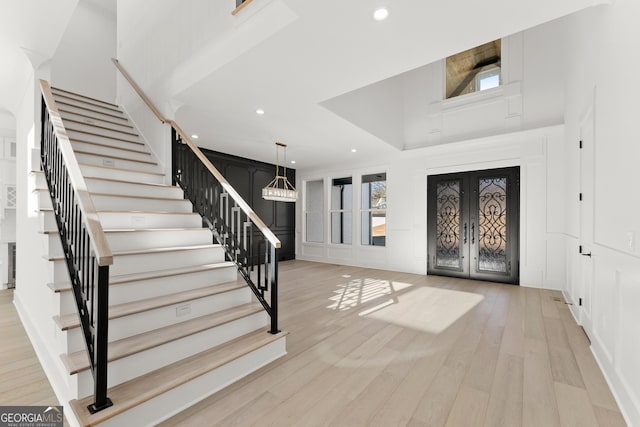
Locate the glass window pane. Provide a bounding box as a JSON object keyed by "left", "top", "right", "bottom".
{"left": 331, "top": 177, "right": 352, "bottom": 245}
{"left": 361, "top": 173, "right": 386, "bottom": 247}
{"left": 478, "top": 177, "right": 507, "bottom": 272}
{"left": 435, "top": 180, "right": 461, "bottom": 268}
{"left": 331, "top": 177, "right": 352, "bottom": 211}
{"left": 361, "top": 210, "right": 385, "bottom": 246}
{"left": 305, "top": 180, "right": 324, "bottom": 243}
{"left": 306, "top": 212, "right": 324, "bottom": 243}
{"left": 305, "top": 180, "right": 323, "bottom": 211}
{"left": 331, "top": 212, "right": 352, "bottom": 244}
{"left": 446, "top": 40, "right": 501, "bottom": 99}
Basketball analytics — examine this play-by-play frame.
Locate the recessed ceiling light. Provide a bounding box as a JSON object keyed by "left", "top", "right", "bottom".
{"left": 291, "top": 160, "right": 296, "bottom": 164}
{"left": 351, "top": 148, "right": 357, "bottom": 153}
{"left": 191, "top": 134, "right": 199, "bottom": 139}
{"left": 256, "top": 109, "right": 265, "bottom": 115}
{"left": 373, "top": 8, "right": 389, "bottom": 21}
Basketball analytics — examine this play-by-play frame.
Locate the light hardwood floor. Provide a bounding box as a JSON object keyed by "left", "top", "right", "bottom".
{"left": 161, "top": 260, "right": 627, "bottom": 427}
{"left": 1, "top": 261, "right": 627, "bottom": 427}
{"left": 0, "top": 289, "right": 69, "bottom": 426}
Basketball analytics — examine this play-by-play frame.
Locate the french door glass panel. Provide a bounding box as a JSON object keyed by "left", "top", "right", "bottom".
{"left": 477, "top": 177, "right": 507, "bottom": 273}
{"left": 428, "top": 167, "right": 519, "bottom": 284}
{"left": 435, "top": 180, "right": 462, "bottom": 269}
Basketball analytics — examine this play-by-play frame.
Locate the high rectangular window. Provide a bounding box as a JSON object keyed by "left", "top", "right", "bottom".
{"left": 331, "top": 177, "right": 352, "bottom": 244}
{"left": 361, "top": 173, "right": 386, "bottom": 246}
{"left": 305, "top": 180, "right": 324, "bottom": 243}
{"left": 446, "top": 39, "right": 501, "bottom": 99}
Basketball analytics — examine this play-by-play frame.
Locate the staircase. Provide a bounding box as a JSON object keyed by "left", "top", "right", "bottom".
{"left": 34, "top": 85, "right": 287, "bottom": 426}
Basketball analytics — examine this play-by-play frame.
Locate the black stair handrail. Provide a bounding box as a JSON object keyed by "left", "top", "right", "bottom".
{"left": 40, "top": 80, "right": 113, "bottom": 413}
{"left": 112, "top": 58, "right": 281, "bottom": 334}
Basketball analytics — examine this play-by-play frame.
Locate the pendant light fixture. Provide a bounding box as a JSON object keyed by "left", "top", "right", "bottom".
{"left": 262, "top": 142, "right": 298, "bottom": 202}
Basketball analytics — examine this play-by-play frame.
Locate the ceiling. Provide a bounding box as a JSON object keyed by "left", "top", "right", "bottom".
{"left": 1, "top": 0, "right": 605, "bottom": 168}
{"left": 161, "top": 0, "right": 604, "bottom": 170}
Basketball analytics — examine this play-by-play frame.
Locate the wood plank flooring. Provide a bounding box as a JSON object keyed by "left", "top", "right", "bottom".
{"left": 0, "top": 290, "right": 69, "bottom": 426}
{"left": 0, "top": 261, "right": 626, "bottom": 426}
{"left": 160, "top": 260, "right": 626, "bottom": 427}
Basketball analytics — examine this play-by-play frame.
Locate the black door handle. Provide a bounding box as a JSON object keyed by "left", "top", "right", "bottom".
{"left": 471, "top": 222, "right": 475, "bottom": 244}
{"left": 581, "top": 252, "right": 592, "bottom": 257}
{"left": 463, "top": 223, "right": 468, "bottom": 244}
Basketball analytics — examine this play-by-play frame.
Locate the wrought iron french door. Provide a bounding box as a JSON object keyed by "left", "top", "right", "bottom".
{"left": 427, "top": 167, "right": 519, "bottom": 284}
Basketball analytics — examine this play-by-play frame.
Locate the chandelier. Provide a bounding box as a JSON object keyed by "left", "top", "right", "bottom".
{"left": 262, "top": 142, "right": 298, "bottom": 202}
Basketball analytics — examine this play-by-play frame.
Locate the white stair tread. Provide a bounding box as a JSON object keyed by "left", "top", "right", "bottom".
{"left": 69, "top": 328, "right": 287, "bottom": 426}
{"left": 47, "top": 261, "right": 237, "bottom": 293}
{"left": 54, "top": 279, "right": 246, "bottom": 331}
{"left": 61, "top": 299, "right": 260, "bottom": 374}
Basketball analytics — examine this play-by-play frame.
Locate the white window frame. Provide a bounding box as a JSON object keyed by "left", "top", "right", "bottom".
{"left": 330, "top": 176, "right": 353, "bottom": 245}
{"left": 360, "top": 172, "right": 387, "bottom": 247}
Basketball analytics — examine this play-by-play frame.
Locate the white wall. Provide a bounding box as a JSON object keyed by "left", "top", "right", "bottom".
{"left": 323, "top": 17, "right": 568, "bottom": 152}
{"left": 298, "top": 125, "right": 566, "bottom": 290}
{"left": 0, "top": 111, "right": 17, "bottom": 288}
{"left": 51, "top": 0, "right": 117, "bottom": 102}
{"left": 561, "top": 2, "right": 640, "bottom": 425}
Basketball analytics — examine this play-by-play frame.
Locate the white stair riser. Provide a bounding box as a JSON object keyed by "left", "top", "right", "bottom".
{"left": 34, "top": 190, "right": 52, "bottom": 210}
{"left": 39, "top": 212, "right": 57, "bottom": 233}
{"left": 74, "top": 311, "right": 269, "bottom": 399}
{"left": 66, "top": 123, "right": 140, "bottom": 143}
{"left": 80, "top": 164, "right": 165, "bottom": 185}
{"left": 98, "top": 212, "right": 202, "bottom": 229}
{"left": 64, "top": 287, "right": 253, "bottom": 353}
{"left": 57, "top": 106, "right": 130, "bottom": 126}
{"left": 59, "top": 111, "right": 134, "bottom": 134}
{"left": 30, "top": 171, "right": 47, "bottom": 189}
{"left": 54, "top": 263, "right": 238, "bottom": 316}
{"left": 30, "top": 148, "right": 41, "bottom": 173}
{"left": 105, "top": 229, "right": 213, "bottom": 252}
{"left": 71, "top": 140, "right": 152, "bottom": 163}
{"left": 51, "top": 90, "right": 117, "bottom": 109}
{"left": 98, "top": 337, "right": 287, "bottom": 427}
{"left": 67, "top": 133, "right": 148, "bottom": 155}
{"left": 86, "top": 178, "right": 182, "bottom": 199}
{"left": 91, "top": 195, "right": 193, "bottom": 213}
{"left": 53, "top": 96, "right": 125, "bottom": 117}
{"left": 51, "top": 246, "right": 224, "bottom": 277}
{"left": 75, "top": 152, "right": 161, "bottom": 174}
{"left": 44, "top": 233, "right": 64, "bottom": 258}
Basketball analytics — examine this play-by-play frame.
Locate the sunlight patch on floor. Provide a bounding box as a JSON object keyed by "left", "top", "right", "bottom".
{"left": 327, "top": 278, "right": 413, "bottom": 311}
{"left": 359, "top": 287, "right": 484, "bottom": 334}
